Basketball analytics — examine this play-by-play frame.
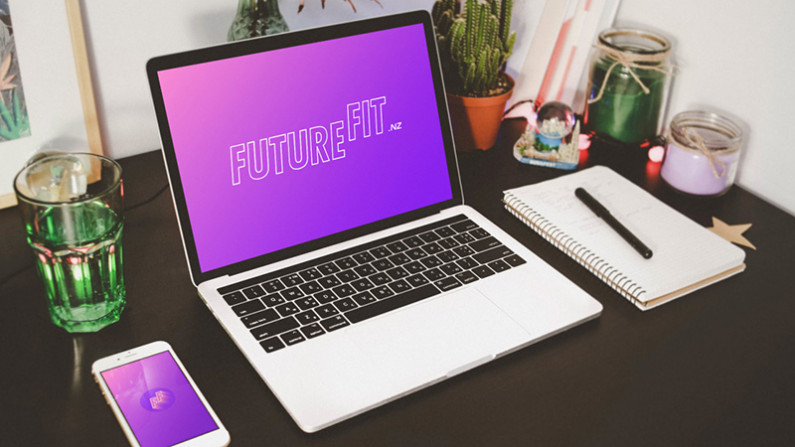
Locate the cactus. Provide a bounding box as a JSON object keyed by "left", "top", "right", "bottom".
{"left": 433, "top": 0, "right": 515, "bottom": 97}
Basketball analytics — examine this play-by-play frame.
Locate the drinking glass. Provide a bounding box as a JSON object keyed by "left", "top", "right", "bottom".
{"left": 14, "top": 153, "right": 125, "bottom": 333}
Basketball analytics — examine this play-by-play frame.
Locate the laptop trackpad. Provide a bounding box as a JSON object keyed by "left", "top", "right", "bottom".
{"left": 350, "top": 287, "right": 529, "bottom": 389}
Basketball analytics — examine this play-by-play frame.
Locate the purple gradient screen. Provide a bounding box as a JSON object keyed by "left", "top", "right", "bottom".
{"left": 158, "top": 24, "right": 452, "bottom": 273}
{"left": 101, "top": 352, "right": 218, "bottom": 447}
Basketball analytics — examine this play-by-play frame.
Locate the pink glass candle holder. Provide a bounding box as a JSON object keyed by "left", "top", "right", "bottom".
{"left": 660, "top": 111, "right": 742, "bottom": 196}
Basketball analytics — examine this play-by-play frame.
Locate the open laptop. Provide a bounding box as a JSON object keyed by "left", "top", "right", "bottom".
{"left": 146, "top": 10, "right": 601, "bottom": 433}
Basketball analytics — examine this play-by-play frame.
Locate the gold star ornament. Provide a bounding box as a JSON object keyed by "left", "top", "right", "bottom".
{"left": 707, "top": 217, "right": 756, "bottom": 250}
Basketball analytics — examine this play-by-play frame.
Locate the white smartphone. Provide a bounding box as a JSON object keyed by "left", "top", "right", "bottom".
{"left": 92, "top": 341, "right": 230, "bottom": 447}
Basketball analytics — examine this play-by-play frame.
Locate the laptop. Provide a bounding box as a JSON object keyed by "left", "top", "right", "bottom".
{"left": 146, "top": 10, "right": 601, "bottom": 433}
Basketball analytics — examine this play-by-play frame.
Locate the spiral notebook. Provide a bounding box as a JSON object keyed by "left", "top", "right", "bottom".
{"left": 503, "top": 166, "right": 746, "bottom": 310}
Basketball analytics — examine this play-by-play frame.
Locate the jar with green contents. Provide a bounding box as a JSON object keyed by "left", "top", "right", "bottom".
{"left": 584, "top": 28, "right": 674, "bottom": 145}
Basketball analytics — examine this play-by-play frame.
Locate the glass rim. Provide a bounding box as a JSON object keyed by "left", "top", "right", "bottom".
{"left": 669, "top": 110, "right": 743, "bottom": 153}
{"left": 598, "top": 28, "right": 671, "bottom": 56}
{"left": 13, "top": 152, "right": 122, "bottom": 206}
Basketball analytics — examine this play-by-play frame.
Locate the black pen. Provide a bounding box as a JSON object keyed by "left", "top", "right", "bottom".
{"left": 575, "top": 187, "right": 653, "bottom": 259}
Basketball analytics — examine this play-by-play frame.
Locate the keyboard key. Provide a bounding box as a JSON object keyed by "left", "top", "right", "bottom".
{"left": 472, "top": 265, "right": 495, "bottom": 279}
{"left": 370, "top": 246, "right": 392, "bottom": 258}
{"left": 314, "top": 290, "right": 337, "bottom": 304}
{"left": 406, "top": 274, "right": 430, "bottom": 287}
{"left": 473, "top": 246, "right": 513, "bottom": 264}
{"left": 232, "top": 299, "right": 265, "bottom": 316}
{"left": 352, "top": 251, "right": 375, "bottom": 264}
{"left": 260, "top": 337, "right": 285, "bottom": 353}
{"left": 300, "top": 323, "right": 325, "bottom": 339}
{"left": 262, "top": 293, "right": 286, "bottom": 307}
{"left": 296, "top": 297, "right": 319, "bottom": 310}
{"left": 320, "top": 315, "right": 350, "bottom": 332}
{"left": 354, "top": 264, "right": 377, "bottom": 277}
{"left": 243, "top": 285, "right": 267, "bottom": 299}
{"left": 318, "top": 276, "right": 342, "bottom": 289}
{"left": 488, "top": 259, "right": 511, "bottom": 272}
{"left": 251, "top": 317, "right": 299, "bottom": 341}
{"left": 451, "top": 220, "right": 478, "bottom": 232}
{"left": 422, "top": 242, "right": 443, "bottom": 255}
{"left": 317, "top": 262, "right": 341, "bottom": 275}
{"left": 470, "top": 237, "right": 501, "bottom": 252}
{"left": 315, "top": 303, "right": 339, "bottom": 318}
{"left": 419, "top": 231, "right": 441, "bottom": 243}
{"left": 405, "top": 248, "right": 427, "bottom": 260}
{"left": 281, "top": 330, "right": 306, "bottom": 346}
{"left": 352, "top": 291, "right": 377, "bottom": 306}
{"left": 388, "top": 279, "right": 411, "bottom": 294}
{"left": 435, "top": 226, "right": 456, "bottom": 238}
{"left": 299, "top": 281, "right": 322, "bottom": 295}
{"left": 388, "top": 252, "right": 411, "bottom": 266}
{"left": 262, "top": 279, "right": 285, "bottom": 293}
{"left": 438, "top": 237, "right": 460, "bottom": 250}
{"left": 453, "top": 245, "right": 476, "bottom": 257}
{"left": 440, "top": 262, "right": 463, "bottom": 276}
{"left": 402, "top": 236, "right": 424, "bottom": 248}
{"left": 334, "top": 298, "right": 358, "bottom": 312}
{"left": 300, "top": 268, "right": 322, "bottom": 281}
{"left": 435, "top": 277, "right": 462, "bottom": 291}
{"left": 437, "top": 250, "right": 459, "bottom": 263}
{"left": 386, "top": 241, "right": 409, "bottom": 253}
{"left": 241, "top": 309, "right": 280, "bottom": 328}
{"left": 372, "top": 259, "right": 394, "bottom": 271}
{"left": 454, "top": 233, "right": 476, "bottom": 244}
{"left": 281, "top": 287, "right": 305, "bottom": 301}
{"left": 423, "top": 268, "right": 445, "bottom": 281}
{"left": 222, "top": 291, "right": 246, "bottom": 306}
{"left": 349, "top": 277, "right": 372, "bottom": 291}
{"left": 469, "top": 228, "right": 490, "bottom": 239}
{"left": 504, "top": 254, "right": 527, "bottom": 267}
{"left": 386, "top": 266, "right": 409, "bottom": 281}
{"left": 281, "top": 273, "right": 303, "bottom": 287}
{"left": 332, "top": 284, "right": 356, "bottom": 297}
{"left": 371, "top": 285, "right": 395, "bottom": 299}
{"left": 295, "top": 309, "right": 320, "bottom": 325}
{"left": 421, "top": 256, "right": 443, "bottom": 268}
{"left": 404, "top": 261, "right": 426, "bottom": 274}
{"left": 336, "top": 257, "right": 357, "bottom": 270}
{"left": 275, "top": 302, "right": 300, "bottom": 317}
{"left": 455, "top": 270, "right": 479, "bottom": 284}
{"left": 456, "top": 257, "right": 479, "bottom": 270}
{"left": 369, "top": 272, "right": 391, "bottom": 285}
{"left": 346, "top": 284, "right": 440, "bottom": 324}
{"left": 337, "top": 269, "right": 360, "bottom": 283}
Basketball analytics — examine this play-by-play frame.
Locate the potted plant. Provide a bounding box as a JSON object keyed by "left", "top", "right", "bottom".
{"left": 432, "top": 0, "right": 516, "bottom": 151}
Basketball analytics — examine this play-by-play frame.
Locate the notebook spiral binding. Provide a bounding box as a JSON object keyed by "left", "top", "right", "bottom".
{"left": 503, "top": 194, "right": 648, "bottom": 305}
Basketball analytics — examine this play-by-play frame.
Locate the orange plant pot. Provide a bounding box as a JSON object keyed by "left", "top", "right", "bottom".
{"left": 446, "top": 75, "right": 514, "bottom": 152}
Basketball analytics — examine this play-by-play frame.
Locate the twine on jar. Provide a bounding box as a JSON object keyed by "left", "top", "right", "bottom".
{"left": 588, "top": 43, "right": 678, "bottom": 104}
{"left": 683, "top": 128, "right": 727, "bottom": 178}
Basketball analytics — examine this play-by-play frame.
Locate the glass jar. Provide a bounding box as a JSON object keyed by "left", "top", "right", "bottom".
{"left": 660, "top": 111, "right": 743, "bottom": 196}
{"left": 584, "top": 28, "right": 674, "bottom": 145}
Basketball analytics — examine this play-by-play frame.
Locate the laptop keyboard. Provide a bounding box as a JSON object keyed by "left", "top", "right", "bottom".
{"left": 217, "top": 215, "right": 526, "bottom": 353}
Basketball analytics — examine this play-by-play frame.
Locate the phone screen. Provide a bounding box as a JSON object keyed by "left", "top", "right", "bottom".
{"left": 100, "top": 351, "right": 219, "bottom": 447}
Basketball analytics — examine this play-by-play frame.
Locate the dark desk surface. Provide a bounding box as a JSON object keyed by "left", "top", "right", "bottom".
{"left": 2, "top": 120, "right": 794, "bottom": 446}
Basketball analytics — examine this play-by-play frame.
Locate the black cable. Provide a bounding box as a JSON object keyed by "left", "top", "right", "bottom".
{"left": 0, "top": 182, "right": 170, "bottom": 290}
{"left": 503, "top": 98, "right": 535, "bottom": 117}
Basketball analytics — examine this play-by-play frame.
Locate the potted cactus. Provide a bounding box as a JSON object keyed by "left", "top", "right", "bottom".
{"left": 432, "top": 0, "right": 516, "bottom": 151}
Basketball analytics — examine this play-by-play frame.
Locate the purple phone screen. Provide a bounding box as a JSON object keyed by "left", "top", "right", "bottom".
{"left": 101, "top": 351, "right": 218, "bottom": 447}
{"left": 157, "top": 23, "right": 452, "bottom": 273}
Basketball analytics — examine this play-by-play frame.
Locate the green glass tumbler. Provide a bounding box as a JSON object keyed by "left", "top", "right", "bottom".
{"left": 14, "top": 153, "right": 125, "bottom": 333}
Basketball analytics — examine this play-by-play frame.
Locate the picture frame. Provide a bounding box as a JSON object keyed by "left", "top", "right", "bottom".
{"left": 0, "top": 0, "right": 102, "bottom": 209}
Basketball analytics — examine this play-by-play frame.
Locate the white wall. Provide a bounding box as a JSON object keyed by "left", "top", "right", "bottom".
{"left": 78, "top": 0, "right": 795, "bottom": 216}
{"left": 615, "top": 0, "right": 795, "bottom": 215}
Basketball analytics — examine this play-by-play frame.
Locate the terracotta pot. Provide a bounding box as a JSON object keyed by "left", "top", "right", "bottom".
{"left": 446, "top": 75, "right": 514, "bottom": 152}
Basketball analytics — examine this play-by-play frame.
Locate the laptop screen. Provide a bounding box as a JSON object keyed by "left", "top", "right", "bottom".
{"left": 153, "top": 17, "right": 456, "bottom": 278}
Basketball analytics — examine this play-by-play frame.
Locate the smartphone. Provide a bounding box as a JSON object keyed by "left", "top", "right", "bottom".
{"left": 92, "top": 341, "right": 230, "bottom": 447}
